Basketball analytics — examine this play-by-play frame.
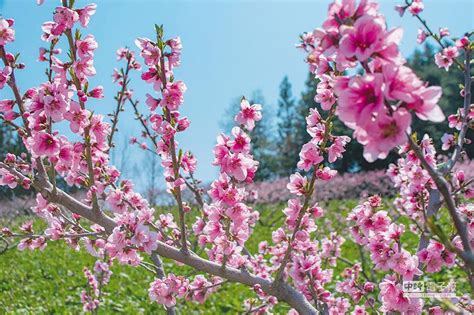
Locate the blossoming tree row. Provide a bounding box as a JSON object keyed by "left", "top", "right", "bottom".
{"left": 0, "top": 0, "right": 472, "bottom": 313}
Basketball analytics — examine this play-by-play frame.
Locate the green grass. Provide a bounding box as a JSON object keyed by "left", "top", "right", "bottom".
{"left": 0, "top": 199, "right": 470, "bottom": 314}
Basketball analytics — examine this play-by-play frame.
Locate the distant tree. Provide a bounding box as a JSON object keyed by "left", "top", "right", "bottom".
{"left": 275, "top": 76, "right": 300, "bottom": 176}
{"left": 144, "top": 150, "right": 162, "bottom": 206}
{"left": 220, "top": 90, "right": 277, "bottom": 181}
{"left": 0, "top": 124, "right": 28, "bottom": 198}
{"left": 0, "top": 124, "right": 24, "bottom": 157}
{"left": 295, "top": 73, "right": 319, "bottom": 149}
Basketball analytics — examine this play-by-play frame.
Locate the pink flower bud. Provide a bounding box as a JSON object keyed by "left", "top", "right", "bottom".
{"left": 363, "top": 282, "right": 375, "bottom": 292}
{"left": 88, "top": 85, "right": 104, "bottom": 98}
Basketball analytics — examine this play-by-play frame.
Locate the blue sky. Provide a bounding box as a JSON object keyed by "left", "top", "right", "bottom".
{"left": 0, "top": 0, "right": 473, "bottom": 190}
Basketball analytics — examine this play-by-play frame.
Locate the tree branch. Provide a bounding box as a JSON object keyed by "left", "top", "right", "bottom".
{"left": 407, "top": 136, "right": 473, "bottom": 270}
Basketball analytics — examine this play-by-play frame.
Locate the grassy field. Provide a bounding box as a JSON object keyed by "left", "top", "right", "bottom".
{"left": 0, "top": 199, "right": 469, "bottom": 314}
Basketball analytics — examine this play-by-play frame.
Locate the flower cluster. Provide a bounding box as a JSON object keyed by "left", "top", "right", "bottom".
{"left": 388, "top": 135, "right": 436, "bottom": 221}
{"left": 348, "top": 196, "right": 423, "bottom": 312}
{"left": 335, "top": 263, "right": 375, "bottom": 312}
{"left": 395, "top": 0, "right": 424, "bottom": 17}
{"left": 134, "top": 33, "right": 195, "bottom": 194}
{"left": 264, "top": 106, "right": 349, "bottom": 304}
{"left": 148, "top": 274, "right": 222, "bottom": 307}
{"left": 298, "top": 0, "right": 444, "bottom": 162}
{"left": 193, "top": 98, "right": 260, "bottom": 267}
{"left": 81, "top": 260, "right": 112, "bottom": 312}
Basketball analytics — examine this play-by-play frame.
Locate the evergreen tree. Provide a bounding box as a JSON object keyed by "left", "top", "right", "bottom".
{"left": 275, "top": 76, "right": 299, "bottom": 176}
{"left": 0, "top": 124, "right": 28, "bottom": 198}
{"left": 295, "top": 73, "right": 318, "bottom": 148}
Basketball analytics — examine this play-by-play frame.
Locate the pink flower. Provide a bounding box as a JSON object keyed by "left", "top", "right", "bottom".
{"left": 167, "top": 37, "right": 182, "bottom": 68}
{"left": 181, "top": 152, "right": 197, "bottom": 173}
{"left": 146, "top": 93, "right": 160, "bottom": 111}
{"left": 0, "top": 66, "right": 12, "bottom": 89}
{"left": 88, "top": 85, "right": 104, "bottom": 98}
{"left": 0, "top": 18, "right": 15, "bottom": 45}
{"left": 434, "top": 47, "right": 458, "bottom": 71}
{"left": 0, "top": 169, "right": 17, "bottom": 188}
{"left": 135, "top": 37, "right": 161, "bottom": 66}
{"left": 89, "top": 114, "right": 111, "bottom": 148}
{"left": 131, "top": 224, "right": 158, "bottom": 254}
{"left": 379, "top": 276, "right": 422, "bottom": 313}
{"left": 315, "top": 166, "right": 337, "bottom": 181}
{"left": 43, "top": 93, "right": 68, "bottom": 122}
{"left": 388, "top": 249, "right": 421, "bottom": 280}
{"left": 443, "top": 46, "right": 459, "bottom": 59}
{"left": 339, "top": 15, "right": 385, "bottom": 62}
{"left": 234, "top": 98, "right": 262, "bottom": 131}
{"left": 455, "top": 36, "right": 470, "bottom": 50}
{"left": 439, "top": 27, "right": 450, "bottom": 38}
{"left": 77, "top": 3, "right": 97, "bottom": 27}
{"left": 53, "top": 6, "right": 79, "bottom": 32}
{"left": 407, "top": 86, "right": 444, "bottom": 122}
{"left": 394, "top": 5, "right": 406, "bottom": 17}
{"left": 357, "top": 109, "right": 411, "bottom": 162}
{"left": 149, "top": 274, "right": 188, "bottom": 307}
{"left": 441, "top": 133, "right": 455, "bottom": 150}
{"left": 76, "top": 34, "right": 98, "bottom": 58}
{"left": 208, "top": 174, "right": 242, "bottom": 205}
{"left": 64, "top": 100, "right": 89, "bottom": 133}
{"left": 283, "top": 199, "right": 302, "bottom": 229}
{"left": 287, "top": 173, "right": 308, "bottom": 196}
{"left": 336, "top": 73, "right": 384, "bottom": 128}
{"left": 188, "top": 275, "right": 212, "bottom": 304}
{"left": 418, "top": 241, "right": 455, "bottom": 273}
{"left": 328, "top": 136, "right": 351, "bottom": 163}
{"left": 382, "top": 64, "right": 422, "bottom": 103}
{"left": 160, "top": 81, "right": 186, "bottom": 111}
{"left": 306, "top": 107, "right": 322, "bottom": 127}
{"left": 229, "top": 127, "right": 250, "bottom": 153}
{"left": 38, "top": 47, "right": 48, "bottom": 61}
{"left": 408, "top": 0, "right": 424, "bottom": 15}
{"left": 29, "top": 131, "right": 61, "bottom": 157}
{"left": 73, "top": 57, "right": 96, "bottom": 79}
{"left": 45, "top": 219, "right": 64, "bottom": 240}
{"left": 448, "top": 112, "right": 462, "bottom": 130}
{"left": 226, "top": 153, "right": 257, "bottom": 182}
{"left": 315, "top": 87, "right": 336, "bottom": 110}
{"left": 416, "top": 29, "right": 427, "bottom": 44}
{"left": 18, "top": 237, "right": 47, "bottom": 251}
{"left": 297, "top": 141, "right": 323, "bottom": 171}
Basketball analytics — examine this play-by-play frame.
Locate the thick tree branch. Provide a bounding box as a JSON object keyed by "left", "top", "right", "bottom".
{"left": 407, "top": 137, "right": 474, "bottom": 270}
{"left": 414, "top": 49, "right": 473, "bottom": 273}
{"left": 0, "top": 162, "right": 318, "bottom": 313}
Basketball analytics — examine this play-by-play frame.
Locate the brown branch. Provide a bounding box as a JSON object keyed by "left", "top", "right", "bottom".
{"left": 274, "top": 106, "right": 336, "bottom": 283}
{"left": 407, "top": 136, "right": 473, "bottom": 270}
{"left": 0, "top": 160, "right": 318, "bottom": 313}
{"left": 158, "top": 46, "right": 188, "bottom": 254}
{"left": 107, "top": 56, "right": 132, "bottom": 151}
